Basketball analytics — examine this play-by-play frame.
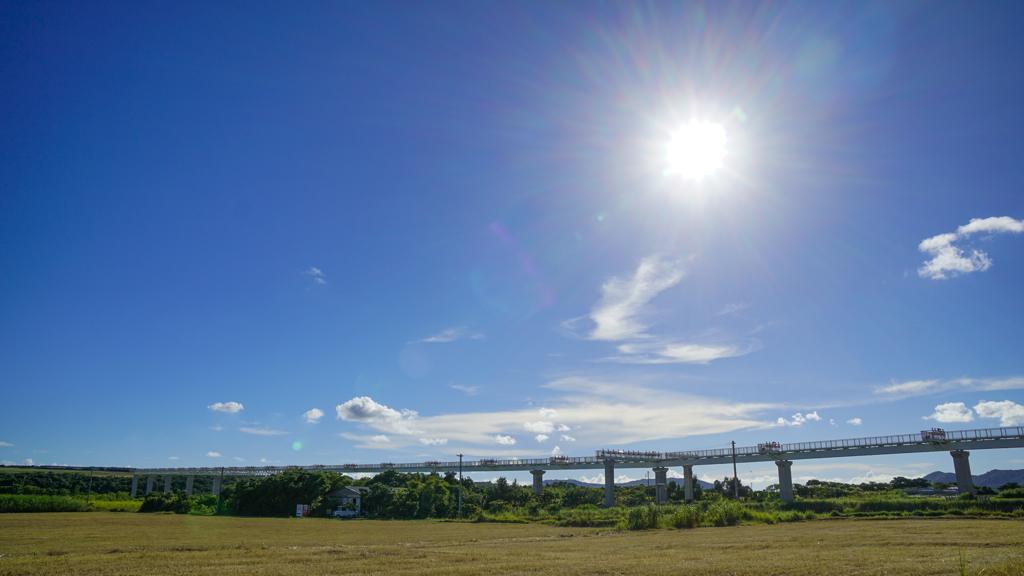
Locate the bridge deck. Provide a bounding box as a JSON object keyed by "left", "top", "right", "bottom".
{"left": 132, "top": 426, "right": 1024, "bottom": 476}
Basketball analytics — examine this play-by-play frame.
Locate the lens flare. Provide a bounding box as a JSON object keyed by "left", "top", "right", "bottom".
{"left": 292, "top": 441, "right": 303, "bottom": 451}
{"left": 666, "top": 122, "right": 726, "bottom": 180}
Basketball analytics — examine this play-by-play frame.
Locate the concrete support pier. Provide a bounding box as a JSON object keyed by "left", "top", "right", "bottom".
{"left": 130, "top": 474, "right": 139, "bottom": 498}
{"left": 163, "top": 475, "right": 172, "bottom": 494}
{"left": 146, "top": 475, "right": 154, "bottom": 494}
{"left": 212, "top": 476, "right": 221, "bottom": 497}
{"left": 603, "top": 459, "right": 615, "bottom": 507}
{"left": 653, "top": 467, "right": 668, "bottom": 504}
{"left": 951, "top": 450, "right": 975, "bottom": 495}
{"left": 186, "top": 475, "right": 194, "bottom": 496}
{"left": 683, "top": 465, "right": 694, "bottom": 502}
{"left": 530, "top": 470, "right": 544, "bottom": 495}
{"left": 776, "top": 460, "right": 794, "bottom": 503}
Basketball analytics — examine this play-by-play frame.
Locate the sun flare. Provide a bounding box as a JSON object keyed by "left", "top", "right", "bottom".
{"left": 666, "top": 122, "right": 726, "bottom": 180}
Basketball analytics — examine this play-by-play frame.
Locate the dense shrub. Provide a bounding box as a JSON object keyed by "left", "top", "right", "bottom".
{"left": 0, "top": 494, "right": 90, "bottom": 513}
{"left": 995, "top": 488, "right": 1024, "bottom": 499}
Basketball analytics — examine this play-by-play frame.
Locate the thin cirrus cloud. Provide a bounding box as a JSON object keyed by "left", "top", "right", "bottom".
{"left": 918, "top": 216, "right": 1024, "bottom": 280}
{"left": 415, "top": 327, "right": 484, "bottom": 343}
{"left": 0, "top": 442, "right": 13, "bottom": 447}
{"left": 419, "top": 438, "right": 448, "bottom": 445}
{"left": 565, "top": 255, "right": 760, "bottom": 365}
{"left": 334, "top": 378, "right": 778, "bottom": 454}
{"left": 449, "top": 384, "right": 480, "bottom": 395}
{"left": 208, "top": 402, "right": 243, "bottom": 413}
{"left": 302, "top": 267, "right": 326, "bottom": 285}
{"left": 874, "top": 377, "right": 1024, "bottom": 400}
{"left": 239, "top": 427, "right": 290, "bottom": 436}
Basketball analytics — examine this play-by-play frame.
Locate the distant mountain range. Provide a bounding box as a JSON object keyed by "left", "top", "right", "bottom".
{"left": 923, "top": 469, "right": 1024, "bottom": 487}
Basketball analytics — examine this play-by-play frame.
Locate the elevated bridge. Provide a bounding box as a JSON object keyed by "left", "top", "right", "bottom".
{"left": 131, "top": 425, "right": 1024, "bottom": 505}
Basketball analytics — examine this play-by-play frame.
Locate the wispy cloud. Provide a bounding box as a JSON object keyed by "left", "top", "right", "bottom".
{"left": 584, "top": 255, "right": 683, "bottom": 341}
{"left": 210, "top": 425, "right": 223, "bottom": 431}
{"left": 336, "top": 396, "right": 420, "bottom": 434}
{"left": 416, "top": 327, "right": 482, "bottom": 343}
{"left": 0, "top": 442, "right": 13, "bottom": 447}
{"left": 608, "top": 340, "right": 761, "bottom": 364}
{"left": 302, "top": 267, "right": 327, "bottom": 286}
{"left": 419, "top": 438, "right": 448, "bottom": 445}
{"left": 846, "top": 418, "right": 862, "bottom": 425}
{"left": 208, "top": 402, "right": 243, "bottom": 413}
{"left": 344, "top": 376, "right": 777, "bottom": 454}
{"left": 874, "top": 377, "right": 1024, "bottom": 400}
{"left": 168, "top": 456, "right": 178, "bottom": 460}
{"left": 302, "top": 267, "right": 324, "bottom": 277}
{"left": 233, "top": 457, "right": 245, "bottom": 462}
{"left": 303, "top": 408, "right": 324, "bottom": 423}
{"left": 239, "top": 427, "right": 290, "bottom": 436}
{"left": 206, "top": 452, "right": 221, "bottom": 457}
{"left": 566, "top": 256, "right": 759, "bottom": 365}
{"left": 450, "top": 384, "right": 479, "bottom": 395}
{"left": 560, "top": 435, "right": 576, "bottom": 442}
{"left": 339, "top": 433, "right": 394, "bottom": 449}
{"left": 718, "top": 302, "right": 750, "bottom": 315}
{"left": 918, "top": 216, "right": 1024, "bottom": 279}
{"left": 260, "top": 458, "right": 280, "bottom": 463}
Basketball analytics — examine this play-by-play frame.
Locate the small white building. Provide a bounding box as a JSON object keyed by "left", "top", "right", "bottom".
{"left": 330, "top": 486, "right": 369, "bottom": 517}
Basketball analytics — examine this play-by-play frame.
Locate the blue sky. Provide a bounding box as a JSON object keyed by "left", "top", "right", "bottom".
{"left": 2, "top": 1, "right": 1023, "bottom": 488}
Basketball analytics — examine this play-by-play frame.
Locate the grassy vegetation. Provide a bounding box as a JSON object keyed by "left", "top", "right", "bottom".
{"left": 0, "top": 513, "right": 1021, "bottom": 574}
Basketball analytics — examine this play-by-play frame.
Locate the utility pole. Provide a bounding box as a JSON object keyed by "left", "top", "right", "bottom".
{"left": 86, "top": 468, "right": 94, "bottom": 505}
{"left": 458, "top": 454, "right": 463, "bottom": 518}
{"left": 731, "top": 441, "right": 739, "bottom": 501}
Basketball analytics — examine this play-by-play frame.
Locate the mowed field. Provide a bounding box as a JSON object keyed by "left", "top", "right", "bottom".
{"left": 1, "top": 514, "right": 1022, "bottom": 575}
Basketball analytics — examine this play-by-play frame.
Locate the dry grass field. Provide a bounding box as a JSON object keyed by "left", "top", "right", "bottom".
{"left": 1, "top": 513, "right": 1022, "bottom": 575}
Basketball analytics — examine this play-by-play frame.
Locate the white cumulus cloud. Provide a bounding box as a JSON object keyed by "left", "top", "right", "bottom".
{"left": 303, "top": 408, "right": 324, "bottom": 423}
{"left": 208, "top": 402, "right": 243, "bottom": 413}
{"left": 847, "top": 418, "right": 862, "bottom": 426}
{"left": 419, "top": 438, "right": 448, "bottom": 445}
{"left": 336, "top": 397, "right": 419, "bottom": 434}
{"left": 919, "top": 216, "right": 1024, "bottom": 280}
{"left": 776, "top": 412, "right": 821, "bottom": 426}
{"left": 371, "top": 435, "right": 390, "bottom": 443}
{"left": 524, "top": 421, "right": 555, "bottom": 434}
{"left": 22, "top": 458, "right": 33, "bottom": 466}
{"left": 560, "top": 435, "right": 576, "bottom": 442}
{"left": 551, "top": 446, "right": 562, "bottom": 455}
{"left": 535, "top": 434, "right": 549, "bottom": 442}
{"left": 494, "top": 435, "right": 516, "bottom": 445}
{"left": 924, "top": 402, "right": 975, "bottom": 423}
{"left": 206, "top": 452, "right": 221, "bottom": 457}
{"left": 539, "top": 408, "right": 559, "bottom": 418}
{"left": 974, "top": 400, "right": 1024, "bottom": 426}
{"left": 805, "top": 411, "right": 822, "bottom": 421}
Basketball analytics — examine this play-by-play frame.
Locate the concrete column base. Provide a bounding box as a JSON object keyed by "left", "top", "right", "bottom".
{"left": 653, "top": 467, "right": 668, "bottom": 504}
{"left": 530, "top": 470, "right": 544, "bottom": 495}
{"left": 951, "top": 450, "right": 974, "bottom": 495}
{"left": 603, "top": 460, "right": 616, "bottom": 507}
{"left": 683, "top": 465, "right": 694, "bottom": 502}
{"left": 776, "top": 460, "right": 794, "bottom": 503}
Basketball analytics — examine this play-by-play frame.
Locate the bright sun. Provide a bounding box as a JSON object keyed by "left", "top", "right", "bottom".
{"left": 666, "top": 122, "right": 726, "bottom": 180}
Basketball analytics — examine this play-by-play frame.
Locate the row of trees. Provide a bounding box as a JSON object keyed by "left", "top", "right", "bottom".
{"left": 0, "top": 471, "right": 235, "bottom": 497}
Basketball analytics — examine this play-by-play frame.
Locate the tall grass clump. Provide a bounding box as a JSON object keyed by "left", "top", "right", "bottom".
{"left": 0, "top": 494, "right": 90, "bottom": 513}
